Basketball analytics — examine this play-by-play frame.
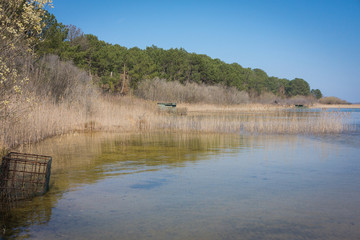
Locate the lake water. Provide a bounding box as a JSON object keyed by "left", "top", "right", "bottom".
{"left": 1, "top": 109, "right": 360, "bottom": 240}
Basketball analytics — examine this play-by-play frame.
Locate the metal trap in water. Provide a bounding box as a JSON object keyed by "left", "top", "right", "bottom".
{"left": 0, "top": 152, "right": 52, "bottom": 203}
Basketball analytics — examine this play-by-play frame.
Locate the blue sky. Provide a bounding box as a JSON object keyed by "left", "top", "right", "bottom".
{"left": 51, "top": 0, "right": 360, "bottom": 102}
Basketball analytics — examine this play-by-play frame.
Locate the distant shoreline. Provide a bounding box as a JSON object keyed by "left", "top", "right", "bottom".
{"left": 311, "top": 104, "right": 360, "bottom": 109}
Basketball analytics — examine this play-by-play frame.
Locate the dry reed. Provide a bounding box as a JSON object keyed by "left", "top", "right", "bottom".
{"left": 0, "top": 95, "right": 355, "bottom": 154}
{"left": 311, "top": 103, "right": 360, "bottom": 109}
{"left": 181, "top": 103, "right": 287, "bottom": 113}
{"left": 156, "top": 110, "right": 353, "bottom": 135}
{"left": 0, "top": 95, "right": 161, "bottom": 152}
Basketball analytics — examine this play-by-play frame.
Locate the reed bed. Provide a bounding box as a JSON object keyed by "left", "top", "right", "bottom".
{"left": 157, "top": 110, "right": 353, "bottom": 134}
{"left": 181, "top": 103, "right": 287, "bottom": 113}
{"left": 1, "top": 100, "right": 87, "bottom": 151}
{"left": 0, "top": 96, "right": 161, "bottom": 152}
{"left": 241, "top": 111, "right": 353, "bottom": 134}
{"left": 311, "top": 103, "right": 360, "bottom": 109}
{"left": 0, "top": 96, "right": 355, "bottom": 154}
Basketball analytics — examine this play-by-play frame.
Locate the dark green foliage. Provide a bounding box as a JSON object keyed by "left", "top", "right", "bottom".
{"left": 100, "top": 73, "right": 121, "bottom": 93}
{"left": 287, "top": 78, "right": 310, "bottom": 96}
{"left": 36, "top": 12, "right": 68, "bottom": 55}
{"left": 311, "top": 89, "right": 323, "bottom": 99}
{"left": 35, "top": 15, "right": 319, "bottom": 97}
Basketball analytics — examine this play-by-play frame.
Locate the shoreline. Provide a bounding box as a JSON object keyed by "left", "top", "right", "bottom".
{"left": 2, "top": 98, "right": 358, "bottom": 157}
{"left": 310, "top": 104, "right": 360, "bottom": 109}
{"left": 182, "top": 103, "right": 360, "bottom": 114}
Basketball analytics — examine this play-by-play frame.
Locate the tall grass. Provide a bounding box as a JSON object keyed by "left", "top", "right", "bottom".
{"left": 182, "top": 103, "right": 286, "bottom": 113}
{"left": 0, "top": 95, "right": 354, "bottom": 153}
{"left": 156, "top": 109, "right": 353, "bottom": 134}
{"left": 0, "top": 96, "right": 159, "bottom": 151}
{"left": 241, "top": 111, "right": 353, "bottom": 134}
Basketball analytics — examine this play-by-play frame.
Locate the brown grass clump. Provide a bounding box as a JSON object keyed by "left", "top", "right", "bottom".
{"left": 319, "top": 96, "right": 349, "bottom": 105}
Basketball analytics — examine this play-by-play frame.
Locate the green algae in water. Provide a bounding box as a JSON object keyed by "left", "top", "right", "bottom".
{"left": 2, "top": 132, "right": 360, "bottom": 240}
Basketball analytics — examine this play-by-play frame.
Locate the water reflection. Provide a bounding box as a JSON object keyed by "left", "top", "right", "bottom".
{"left": 3, "top": 132, "right": 250, "bottom": 239}
{"left": 1, "top": 131, "right": 360, "bottom": 239}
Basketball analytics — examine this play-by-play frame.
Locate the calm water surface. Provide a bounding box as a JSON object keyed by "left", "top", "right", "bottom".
{"left": 1, "top": 110, "right": 360, "bottom": 240}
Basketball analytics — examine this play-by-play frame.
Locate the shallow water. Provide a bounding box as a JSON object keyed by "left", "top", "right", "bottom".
{"left": 1, "top": 111, "right": 360, "bottom": 240}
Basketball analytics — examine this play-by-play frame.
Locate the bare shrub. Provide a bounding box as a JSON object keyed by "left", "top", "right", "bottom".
{"left": 0, "top": 55, "right": 100, "bottom": 151}
{"left": 66, "top": 25, "right": 84, "bottom": 43}
{"left": 0, "top": 0, "right": 53, "bottom": 137}
{"left": 319, "top": 96, "right": 349, "bottom": 105}
{"left": 135, "top": 78, "right": 249, "bottom": 104}
{"left": 280, "top": 95, "right": 316, "bottom": 106}
{"left": 30, "top": 55, "right": 98, "bottom": 105}
{"left": 255, "top": 92, "right": 278, "bottom": 104}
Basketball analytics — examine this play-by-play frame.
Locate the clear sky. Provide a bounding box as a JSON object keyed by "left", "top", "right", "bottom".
{"left": 50, "top": 0, "right": 360, "bottom": 103}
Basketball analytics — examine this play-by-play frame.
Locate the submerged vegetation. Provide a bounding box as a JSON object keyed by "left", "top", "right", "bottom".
{"left": 0, "top": 0, "right": 355, "bottom": 154}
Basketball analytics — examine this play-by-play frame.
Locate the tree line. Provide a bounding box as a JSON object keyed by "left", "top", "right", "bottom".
{"left": 36, "top": 12, "right": 322, "bottom": 99}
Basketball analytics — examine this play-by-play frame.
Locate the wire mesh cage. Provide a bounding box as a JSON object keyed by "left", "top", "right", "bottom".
{"left": 0, "top": 152, "right": 52, "bottom": 203}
